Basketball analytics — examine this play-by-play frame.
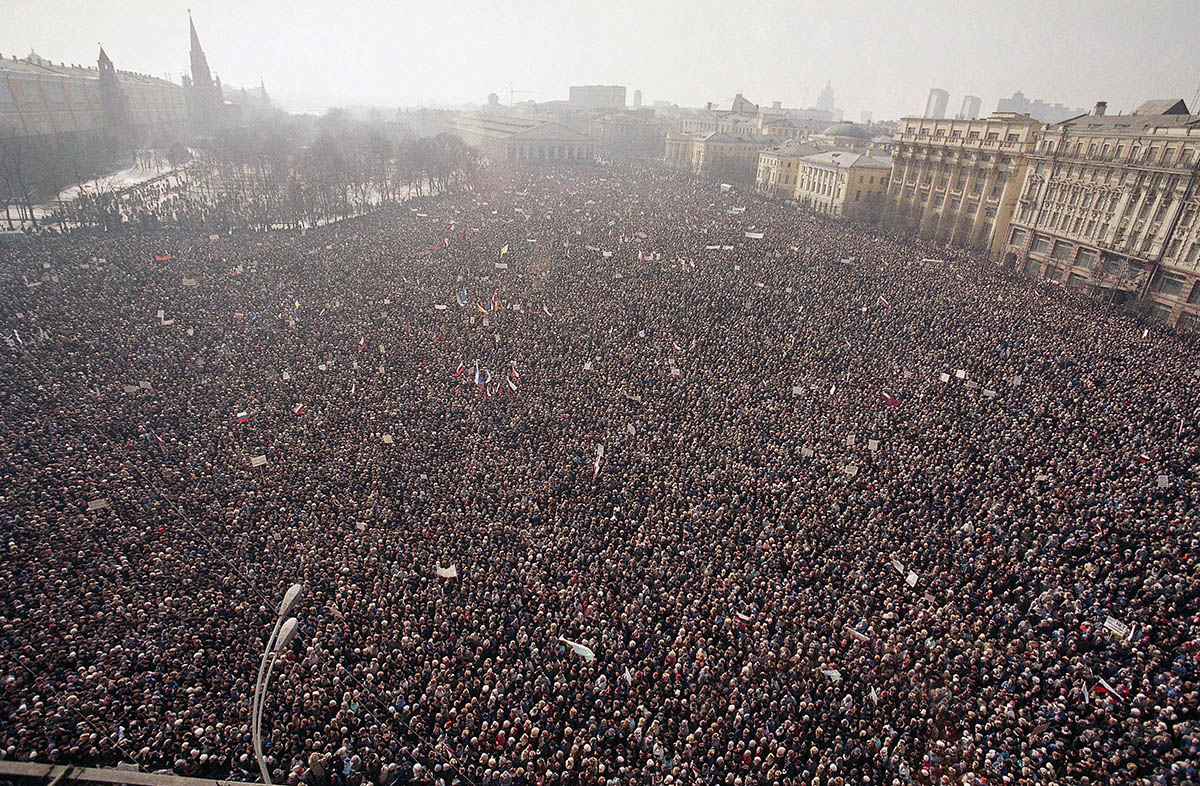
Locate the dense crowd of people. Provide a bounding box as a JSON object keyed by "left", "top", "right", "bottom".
{"left": 1, "top": 162, "right": 1197, "bottom": 786}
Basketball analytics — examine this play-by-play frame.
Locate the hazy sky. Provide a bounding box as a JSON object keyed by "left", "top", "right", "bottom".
{"left": 5, "top": 0, "right": 1198, "bottom": 120}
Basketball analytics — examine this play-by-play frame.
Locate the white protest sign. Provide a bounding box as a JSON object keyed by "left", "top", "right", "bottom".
{"left": 983, "top": 389, "right": 997, "bottom": 399}
{"left": 381, "top": 434, "right": 394, "bottom": 444}
{"left": 1103, "top": 616, "right": 1130, "bottom": 639}
{"left": 846, "top": 434, "right": 856, "bottom": 447}
{"left": 820, "top": 668, "right": 842, "bottom": 682}
{"left": 792, "top": 385, "right": 803, "bottom": 395}
{"left": 906, "top": 571, "right": 919, "bottom": 587}
{"left": 955, "top": 369, "right": 966, "bottom": 380}
{"left": 122, "top": 384, "right": 139, "bottom": 394}
{"left": 845, "top": 626, "right": 869, "bottom": 642}
{"left": 843, "top": 464, "right": 859, "bottom": 477}
{"left": 801, "top": 447, "right": 814, "bottom": 458}
{"left": 182, "top": 277, "right": 198, "bottom": 287}
{"left": 1157, "top": 475, "right": 1169, "bottom": 488}
{"left": 436, "top": 564, "right": 458, "bottom": 579}
{"left": 250, "top": 455, "right": 268, "bottom": 467}
{"left": 868, "top": 439, "right": 879, "bottom": 452}
{"left": 87, "top": 498, "right": 111, "bottom": 511}
{"left": 939, "top": 373, "right": 951, "bottom": 383}
{"left": 138, "top": 381, "right": 151, "bottom": 390}
{"left": 891, "top": 558, "right": 905, "bottom": 574}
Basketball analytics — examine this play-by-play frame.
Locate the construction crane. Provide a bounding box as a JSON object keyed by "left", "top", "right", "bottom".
{"left": 509, "top": 83, "right": 543, "bottom": 105}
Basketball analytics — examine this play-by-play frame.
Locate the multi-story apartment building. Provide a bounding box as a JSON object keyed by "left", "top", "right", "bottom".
{"left": 884, "top": 112, "right": 1043, "bottom": 257}
{"left": 1003, "top": 99, "right": 1200, "bottom": 328}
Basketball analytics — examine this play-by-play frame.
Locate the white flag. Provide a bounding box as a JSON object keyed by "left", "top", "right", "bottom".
{"left": 558, "top": 636, "right": 596, "bottom": 661}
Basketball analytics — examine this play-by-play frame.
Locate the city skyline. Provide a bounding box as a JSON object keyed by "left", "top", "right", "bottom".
{"left": 3, "top": 0, "right": 1198, "bottom": 120}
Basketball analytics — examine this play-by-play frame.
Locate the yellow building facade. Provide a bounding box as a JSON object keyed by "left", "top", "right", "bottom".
{"left": 0, "top": 51, "right": 186, "bottom": 140}
{"left": 795, "top": 151, "right": 892, "bottom": 221}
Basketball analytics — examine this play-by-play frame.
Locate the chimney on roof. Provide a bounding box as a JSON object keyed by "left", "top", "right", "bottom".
{"left": 706, "top": 102, "right": 712, "bottom": 111}
{"left": 1094, "top": 101, "right": 1107, "bottom": 117}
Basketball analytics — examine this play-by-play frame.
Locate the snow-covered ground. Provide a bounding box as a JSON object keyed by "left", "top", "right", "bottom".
{"left": 29, "top": 155, "right": 178, "bottom": 220}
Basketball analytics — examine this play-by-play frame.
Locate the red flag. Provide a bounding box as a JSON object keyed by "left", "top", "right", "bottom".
{"left": 881, "top": 390, "right": 900, "bottom": 407}
{"left": 154, "top": 253, "right": 172, "bottom": 262}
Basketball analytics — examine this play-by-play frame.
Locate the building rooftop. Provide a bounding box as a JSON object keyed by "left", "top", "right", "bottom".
{"left": 1050, "top": 100, "right": 1198, "bottom": 135}
{"left": 802, "top": 150, "right": 892, "bottom": 169}
{"left": 820, "top": 122, "right": 873, "bottom": 139}
{"left": 0, "top": 52, "right": 177, "bottom": 88}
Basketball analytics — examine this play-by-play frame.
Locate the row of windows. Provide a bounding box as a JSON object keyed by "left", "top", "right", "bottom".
{"left": 1039, "top": 137, "right": 1196, "bottom": 168}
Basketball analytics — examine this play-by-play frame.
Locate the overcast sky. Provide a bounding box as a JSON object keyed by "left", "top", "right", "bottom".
{"left": 5, "top": 0, "right": 1198, "bottom": 120}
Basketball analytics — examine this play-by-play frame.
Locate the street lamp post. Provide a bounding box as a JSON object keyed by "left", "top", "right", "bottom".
{"left": 252, "top": 583, "right": 302, "bottom": 784}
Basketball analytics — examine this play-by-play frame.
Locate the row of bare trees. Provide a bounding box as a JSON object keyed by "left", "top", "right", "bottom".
{"left": 9, "top": 109, "right": 484, "bottom": 233}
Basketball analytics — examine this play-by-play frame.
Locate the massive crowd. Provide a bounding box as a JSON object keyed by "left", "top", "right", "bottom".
{"left": 1, "top": 163, "right": 1197, "bottom": 786}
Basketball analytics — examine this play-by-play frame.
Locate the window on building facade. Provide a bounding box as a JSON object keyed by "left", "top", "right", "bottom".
{"left": 1076, "top": 249, "right": 1098, "bottom": 268}
{"left": 1010, "top": 228, "right": 1028, "bottom": 247}
{"left": 1047, "top": 266, "right": 1064, "bottom": 282}
{"left": 1007, "top": 133, "right": 1020, "bottom": 142}
{"left": 1068, "top": 273, "right": 1088, "bottom": 289}
{"left": 1032, "top": 235, "right": 1053, "bottom": 255}
{"left": 1051, "top": 241, "right": 1074, "bottom": 261}
{"left": 1159, "top": 273, "right": 1186, "bottom": 297}
{"left": 0, "top": 83, "right": 12, "bottom": 104}
{"left": 968, "top": 131, "right": 980, "bottom": 140}
{"left": 22, "top": 83, "right": 41, "bottom": 102}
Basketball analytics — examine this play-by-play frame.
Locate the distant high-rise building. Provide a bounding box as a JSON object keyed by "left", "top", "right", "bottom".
{"left": 958, "top": 95, "right": 981, "bottom": 120}
{"left": 995, "top": 90, "right": 1085, "bottom": 125}
{"left": 859, "top": 110, "right": 873, "bottom": 125}
{"left": 568, "top": 85, "right": 626, "bottom": 110}
{"left": 633, "top": 89, "right": 642, "bottom": 109}
{"left": 924, "top": 88, "right": 949, "bottom": 119}
{"left": 816, "top": 80, "right": 836, "bottom": 113}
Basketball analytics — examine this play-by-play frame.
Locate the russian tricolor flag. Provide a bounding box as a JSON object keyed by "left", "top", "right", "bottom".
{"left": 236, "top": 411, "right": 249, "bottom": 423}
{"left": 293, "top": 403, "right": 307, "bottom": 415}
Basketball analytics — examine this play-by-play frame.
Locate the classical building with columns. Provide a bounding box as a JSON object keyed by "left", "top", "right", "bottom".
{"left": 884, "top": 112, "right": 1042, "bottom": 257}
{"left": 440, "top": 113, "right": 594, "bottom": 165}
{"left": 1003, "top": 99, "right": 1200, "bottom": 328}
{"left": 794, "top": 150, "right": 892, "bottom": 221}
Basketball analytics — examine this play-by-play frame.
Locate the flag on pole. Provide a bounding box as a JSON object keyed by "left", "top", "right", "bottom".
{"left": 454, "top": 361, "right": 465, "bottom": 378}
{"left": 542, "top": 305, "right": 553, "bottom": 318}
{"left": 236, "top": 411, "right": 250, "bottom": 423}
{"left": 594, "top": 444, "right": 604, "bottom": 478}
{"left": 1095, "top": 678, "right": 1124, "bottom": 703}
{"left": 500, "top": 244, "right": 509, "bottom": 256}
{"left": 293, "top": 403, "right": 307, "bottom": 415}
{"left": 507, "top": 377, "right": 518, "bottom": 393}
{"left": 881, "top": 390, "right": 900, "bottom": 407}
{"left": 510, "top": 360, "right": 520, "bottom": 380}
{"left": 474, "top": 361, "right": 484, "bottom": 388}
{"left": 877, "top": 295, "right": 890, "bottom": 307}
